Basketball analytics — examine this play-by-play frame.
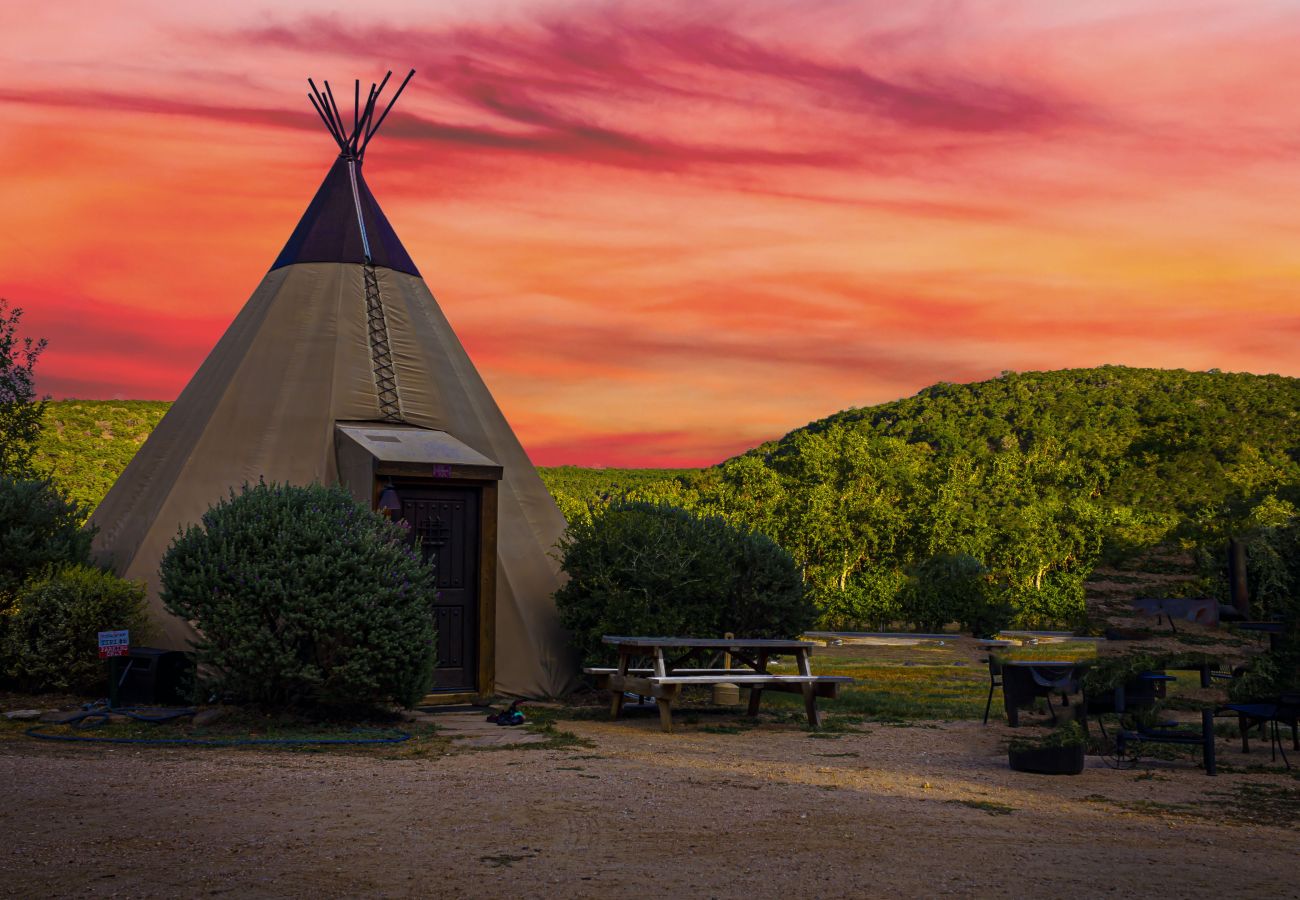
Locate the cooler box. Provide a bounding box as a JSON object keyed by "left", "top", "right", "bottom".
{"left": 108, "top": 647, "right": 195, "bottom": 707}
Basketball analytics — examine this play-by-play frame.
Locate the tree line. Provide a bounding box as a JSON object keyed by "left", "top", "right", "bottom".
{"left": 543, "top": 366, "right": 1300, "bottom": 630}
{"left": 28, "top": 361, "right": 1300, "bottom": 632}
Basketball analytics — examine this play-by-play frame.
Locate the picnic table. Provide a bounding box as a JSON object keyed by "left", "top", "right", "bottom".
{"left": 586, "top": 636, "right": 853, "bottom": 732}
{"left": 1130, "top": 596, "right": 1220, "bottom": 631}
{"left": 1237, "top": 621, "right": 1288, "bottom": 652}
{"left": 1001, "top": 660, "right": 1084, "bottom": 727}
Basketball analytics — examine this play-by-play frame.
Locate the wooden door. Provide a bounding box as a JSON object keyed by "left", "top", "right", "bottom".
{"left": 398, "top": 486, "right": 480, "bottom": 692}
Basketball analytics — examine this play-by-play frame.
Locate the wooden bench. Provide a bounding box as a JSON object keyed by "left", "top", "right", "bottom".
{"left": 586, "top": 668, "right": 850, "bottom": 695}
{"left": 588, "top": 636, "right": 854, "bottom": 732}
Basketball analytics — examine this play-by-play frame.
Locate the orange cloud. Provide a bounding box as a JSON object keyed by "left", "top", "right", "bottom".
{"left": 3, "top": 1, "right": 1300, "bottom": 466}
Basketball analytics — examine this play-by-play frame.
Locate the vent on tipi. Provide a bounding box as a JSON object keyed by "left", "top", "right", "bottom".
{"left": 90, "top": 72, "right": 577, "bottom": 699}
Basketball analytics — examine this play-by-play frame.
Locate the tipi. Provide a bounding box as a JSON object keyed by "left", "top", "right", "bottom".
{"left": 90, "top": 72, "right": 577, "bottom": 699}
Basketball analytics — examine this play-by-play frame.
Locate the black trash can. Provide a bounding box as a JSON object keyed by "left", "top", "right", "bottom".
{"left": 108, "top": 648, "right": 195, "bottom": 707}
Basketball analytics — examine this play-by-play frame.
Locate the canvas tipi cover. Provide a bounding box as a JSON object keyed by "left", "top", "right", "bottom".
{"left": 90, "top": 74, "right": 577, "bottom": 698}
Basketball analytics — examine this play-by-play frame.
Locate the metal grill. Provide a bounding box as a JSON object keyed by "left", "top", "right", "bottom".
{"left": 364, "top": 263, "right": 402, "bottom": 421}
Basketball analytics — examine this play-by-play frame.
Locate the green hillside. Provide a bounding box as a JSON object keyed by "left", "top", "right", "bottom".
{"left": 538, "top": 465, "right": 702, "bottom": 524}
{"left": 34, "top": 367, "right": 1300, "bottom": 630}
{"left": 824, "top": 365, "right": 1300, "bottom": 530}
{"left": 576, "top": 366, "right": 1300, "bottom": 628}
{"left": 34, "top": 400, "right": 171, "bottom": 515}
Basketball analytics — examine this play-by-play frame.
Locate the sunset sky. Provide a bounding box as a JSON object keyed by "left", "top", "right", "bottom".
{"left": 3, "top": 0, "right": 1299, "bottom": 466}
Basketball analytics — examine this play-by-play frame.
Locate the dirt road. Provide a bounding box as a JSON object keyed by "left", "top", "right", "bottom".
{"left": 3, "top": 717, "right": 1295, "bottom": 898}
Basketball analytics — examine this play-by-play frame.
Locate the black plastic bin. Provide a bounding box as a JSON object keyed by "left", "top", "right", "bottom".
{"left": 1008, "top": 743, "right": 1086, "bottom": 775}
{"left": 108, "top": 648, "right": 195, "bottom": 707}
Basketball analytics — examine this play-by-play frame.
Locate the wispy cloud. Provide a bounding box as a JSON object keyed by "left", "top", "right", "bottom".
{"left": 225, "top": 10, "right": 1089, "bottom": 172}
{"left": 3, "top": 0, "right": 1300, "bottom": 465}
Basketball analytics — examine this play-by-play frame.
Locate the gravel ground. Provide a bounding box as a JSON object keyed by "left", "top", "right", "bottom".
{"left": 3, "top": 714, "right": 1296, "bottom": 898}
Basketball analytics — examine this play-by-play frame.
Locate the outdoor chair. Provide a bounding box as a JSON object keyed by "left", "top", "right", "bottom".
{"left": 998, "top": 661, "right": 1080, "bottom": 726}
{"left": 982, "top": 655, "right": 1004, "bottom": 725}
{"left": 1081, "top": 671, "right": 1171, "bottom": 743}
{"left": 1115, "top": 709, "right": 1217, "bottom": 776}
{"left": 1222, "top": 692, "right": 1299, "bottom": 768}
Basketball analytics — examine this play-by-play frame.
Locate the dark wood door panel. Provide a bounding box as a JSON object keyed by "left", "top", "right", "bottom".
{"left": 398, "top": 486, "right": 480, "bottom": 693}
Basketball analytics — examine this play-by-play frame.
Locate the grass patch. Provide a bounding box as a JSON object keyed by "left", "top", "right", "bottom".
{"left": 1093, "top": 778, "right": 1300, "bottom": 830}
{"left": 1199, "top": 782, "right": 1300, "bottom": 829}
{"left": 1117, "top": 799, "right": 1197, "bottom": 816}
{"left": 1174, "top": 633, "right": 1228, "bottom": 647}
{"left": 948, "top": 799, "right": 1016, "bottom": 816}
{"left": 762, "top": 665, "right": 988, "bottom": 720}
{"left": 760, "top": 643, "right": 1098, "bottom": 722}
{"left": 516, "top": 706, "right": 595, "bottom": 750}
{"left": 7, "top": 707, "right": 450, "bottom": 758}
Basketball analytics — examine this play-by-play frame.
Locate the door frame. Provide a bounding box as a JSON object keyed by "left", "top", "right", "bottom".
{"left": 375, "top": 474, "right": 499, "bottom": 706}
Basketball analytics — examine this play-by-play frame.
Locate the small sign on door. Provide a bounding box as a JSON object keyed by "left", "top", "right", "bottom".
{"left": 98, "top": 630, "right": 130, "bottom": 659}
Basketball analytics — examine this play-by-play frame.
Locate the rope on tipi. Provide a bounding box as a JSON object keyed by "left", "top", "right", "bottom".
{"left": 364, "top": 262, "right": 402, "bottom": 422}
{"left": 305, "top": 71, "right": 414, "bottom": 422}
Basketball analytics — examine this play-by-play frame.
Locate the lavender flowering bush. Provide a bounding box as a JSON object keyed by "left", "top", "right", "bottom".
{"left": 161, "top": 481, "right": 436, "bottom": 711}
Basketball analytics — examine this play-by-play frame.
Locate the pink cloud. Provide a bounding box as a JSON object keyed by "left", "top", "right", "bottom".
{"left": 526, "top": 429, "right": 755, "bottom": 468}
{"left": 4, "top": 0, "right": 1300, "bottom": 468}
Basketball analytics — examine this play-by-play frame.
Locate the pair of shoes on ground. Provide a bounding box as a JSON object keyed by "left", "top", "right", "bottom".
{"left": 485, "top": 700, "right": 525, "bottom": 726}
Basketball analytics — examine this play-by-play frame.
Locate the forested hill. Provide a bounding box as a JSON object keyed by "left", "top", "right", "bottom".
{"left": 803, "top": 365, "right": 1298, "bottom": 463}
{"left": 34, "top": 367, "right": 1300, "bottom": 630}
{"left": 613, "top": 367, "right": 1300, "bottom": 629}
{"left": 34, "top": 400, "right": 170, "bottom": 514}
{"left": 759, "top": 366, "right": 1300, "bottom": 523}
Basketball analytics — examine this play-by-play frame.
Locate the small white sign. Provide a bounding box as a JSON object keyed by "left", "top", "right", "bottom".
{"left": 98, "top": 629, "right": 130, "bottom": 659}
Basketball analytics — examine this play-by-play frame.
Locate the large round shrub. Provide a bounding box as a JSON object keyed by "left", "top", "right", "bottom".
{"left": 555, "top": 501, "right": 815, "bottom": 665}
{"left": 0, "top": 474, "right": 93, "bottom": 605}
{"left": 160, "top": 482, "right": 437, "bottom": 711}
{"left": 1, "top": 564, "right": 152, "bottom": 694}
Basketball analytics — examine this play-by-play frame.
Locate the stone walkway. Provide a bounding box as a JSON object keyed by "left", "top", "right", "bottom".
{"left": 406, "top": 709, "right": 549, "bottom": 748}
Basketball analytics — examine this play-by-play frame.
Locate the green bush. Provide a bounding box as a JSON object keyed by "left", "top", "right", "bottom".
{"left": 813, "top": 566, "right": 907, "bottom": 632}
{"left": 1081, "top": 651, "right": 1222, "bottom": 695}
{"left": 1005, "top": 569, "right": 1088, "bottom": 629}
{"left": 0, "top": 564, "right": 152, "bottom": 694}
{"left": 1229, "top": 622, "right": 1300, "bottom": 703}
{"left": 0, "top": 474, "right": 93, "bottom": 605}
{"left": 1244, "top": 523, "right": 1300, "bottom": 622}
{"left": 900, "top": 553, "right": 1009, "bottom": 636}
{"left": 160, "top": 482, "right": 437, "bottom": 711}
{"left": 900, "top": 553, "right": 976, "bottom": 633}
{"left": 554, "top": 501, "right": 815, "bottom": 666}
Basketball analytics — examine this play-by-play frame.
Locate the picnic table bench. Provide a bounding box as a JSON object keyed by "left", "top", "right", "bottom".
{"left": 586, "top": 636, "right": 853, "bottom": 732}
